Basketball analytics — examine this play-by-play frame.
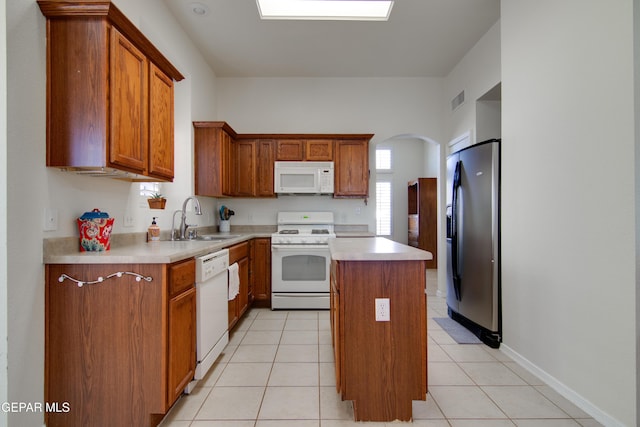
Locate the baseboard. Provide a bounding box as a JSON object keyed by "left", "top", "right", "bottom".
{"left": 500, "top": 344, "right": 625, "bottom": 427}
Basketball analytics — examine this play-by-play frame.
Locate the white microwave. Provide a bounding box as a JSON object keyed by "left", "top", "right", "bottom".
{"left": 274, "top": 161, "right": 334, "bottom": 194}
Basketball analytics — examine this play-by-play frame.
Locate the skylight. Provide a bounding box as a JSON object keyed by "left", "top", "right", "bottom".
{"left": 256, "top": 0, "right": 394, "bottom": 21}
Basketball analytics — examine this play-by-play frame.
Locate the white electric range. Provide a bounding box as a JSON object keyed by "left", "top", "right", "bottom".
{"left": 271, "top": 212, "right": 335, "bottom": 309}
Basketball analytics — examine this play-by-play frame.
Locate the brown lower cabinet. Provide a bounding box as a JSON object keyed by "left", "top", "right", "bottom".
{"left": 250, "top": 238, "right": 272, "bottom": 308}
{"left": 44, "top": 239, "right": 273, "bottom": 426}
{"left": 167, "top": 259, "right": 197, "bottom": 406}
{"left": 45, "top": 259, "right": 195, "bottom": 427}
{"left": 228, "top": 242, "right": 250, "bottom": 329}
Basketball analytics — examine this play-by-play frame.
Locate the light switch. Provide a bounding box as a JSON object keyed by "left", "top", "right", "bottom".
{"left": 43, "top": 208, "right": 58, "bottom": 231}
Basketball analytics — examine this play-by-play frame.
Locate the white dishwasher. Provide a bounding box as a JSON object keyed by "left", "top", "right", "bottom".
{"left": 188, "top": 249, "right": 229, "bottom": 391}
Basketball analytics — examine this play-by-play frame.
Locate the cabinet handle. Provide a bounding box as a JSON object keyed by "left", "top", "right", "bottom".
{"left": 58, "top": 272, "right": 154, "bottom": 287}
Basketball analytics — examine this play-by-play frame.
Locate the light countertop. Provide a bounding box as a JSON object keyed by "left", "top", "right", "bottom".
{"left": 329, "top": 237, "right": 432, "bottom": 261}
{"left": 43, "top": 229, "right": 400, "bottom": 265}
{"left": 43, "top": 233, "right": 270, "bottom": 264}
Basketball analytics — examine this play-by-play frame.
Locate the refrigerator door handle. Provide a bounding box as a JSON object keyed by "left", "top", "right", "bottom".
{"left": 451, "top": 160, "right": 462, "bottom": 301}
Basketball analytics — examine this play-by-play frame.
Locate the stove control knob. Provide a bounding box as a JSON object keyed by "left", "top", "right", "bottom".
{"left": 300, "top": 238, "right": 308, "bottom": 244}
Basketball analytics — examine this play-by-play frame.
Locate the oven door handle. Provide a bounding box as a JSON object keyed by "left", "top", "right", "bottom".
{"left": 271, "top": 244, "right": 329, "bottom": 250}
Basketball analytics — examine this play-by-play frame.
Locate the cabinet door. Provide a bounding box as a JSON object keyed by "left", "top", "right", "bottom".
{"left": 221, "top": 130, "right": 235, "bottom": 196}
{"left": 194, "top": 124, "right": 234, "bottom": 197}
{"left": 305, "top": 139, "right": 333, "bottom": 161}
{"left": 276, "top": 140, "right": 304, "bottom": 160}
{"left": 330, "top": 265, "right": 342, "bottom": 392}
{"left": 148, "top": 63, "right": 174, "bottom": 181}
{"left": 228, "top": 298, "right": 239, "bottom": 329}
{"left": 45, "top": 263, "right": 165, "bottom": 427}
{"left": 235, "top": 140, "right": 256, "bottom": 196}
{"left": 334, "top": 139, "right": 369, "bottom": 198}
{"left": 45, "top": 18, "right": 110, "bottom": 168}
{"left": 256, "top": 140, "right": 276, "bottom": 197}
{"left": 237, "top": 257, "right": 250, "bottom": 318}
{"left": 251, "top": 238, "right": 272, "bottom": 307}
{"left": 168, "top": 287, "right": 196, "bottom": 406}
{"left": 228, "top": 242, "right": 250, "bottom": 329}
{"left": 109, "top": 28, "right": 148, "bottom": 174}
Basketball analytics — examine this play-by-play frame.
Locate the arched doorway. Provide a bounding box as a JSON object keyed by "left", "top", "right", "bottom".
{"left": 371, "top": 133, "right": 447, "bottom": 297}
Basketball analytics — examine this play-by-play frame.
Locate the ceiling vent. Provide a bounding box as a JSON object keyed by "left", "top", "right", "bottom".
{"left": 451, "top": 90, "right": 465, "bottom": 111}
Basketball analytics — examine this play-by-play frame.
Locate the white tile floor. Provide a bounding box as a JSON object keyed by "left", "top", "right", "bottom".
{"left": 160, "top": 273, "right": 603, "bottom": 427}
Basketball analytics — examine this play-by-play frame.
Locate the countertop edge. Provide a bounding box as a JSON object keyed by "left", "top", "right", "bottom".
{"left": 43, "top": 233, "right": 273, "bottom": 264}
{"left": 328, "top": 237, "right": 433, "bottom": 262}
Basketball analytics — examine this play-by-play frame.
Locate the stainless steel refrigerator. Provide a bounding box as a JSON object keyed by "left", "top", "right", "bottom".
{"left": 446, "top": 139, "right": 501, "bottom": 348}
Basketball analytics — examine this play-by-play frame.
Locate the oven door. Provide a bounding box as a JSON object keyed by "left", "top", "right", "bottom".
{"left": 271, "top": 244, "right": 330, "bottom": 293}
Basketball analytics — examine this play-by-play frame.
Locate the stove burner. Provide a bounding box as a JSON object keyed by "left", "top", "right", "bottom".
{"left": 279, "top": 229, "right": 299, "bottom": 234}
{"left": 311, "top": 229, "right": 330, "bottom": 234}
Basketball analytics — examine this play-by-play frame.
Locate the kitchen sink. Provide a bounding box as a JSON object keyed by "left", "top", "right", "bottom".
{"left": 196, "top": 234, "right": 240, "bottom": 241}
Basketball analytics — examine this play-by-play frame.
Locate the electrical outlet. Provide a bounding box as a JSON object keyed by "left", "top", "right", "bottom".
{"left": 375, "top": 298, "right": 390, "bottom": 322}
{"left": 123, "top": 213, "right": 135, "bottom": 227}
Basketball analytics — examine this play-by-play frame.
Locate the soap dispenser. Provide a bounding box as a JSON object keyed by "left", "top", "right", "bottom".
{"left": 148, "top": 217, "right": 160, "bottom": 242}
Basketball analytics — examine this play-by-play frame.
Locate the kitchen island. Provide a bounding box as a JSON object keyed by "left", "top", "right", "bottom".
{"left": 328, "top": 237, "right": 432, "bottom": 422}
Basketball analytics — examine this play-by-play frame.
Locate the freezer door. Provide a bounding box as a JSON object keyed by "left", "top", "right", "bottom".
{"left": 457, "top": 142, "right": 499, "bottom": 332}
{"left": 445, "top": 152, "right": 460, "bottom": 312}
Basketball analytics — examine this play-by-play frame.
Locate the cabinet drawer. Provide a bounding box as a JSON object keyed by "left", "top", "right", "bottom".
{"left": 169, "top": 258, "right": 195, "bottom": 296}
{"left": 228, "top": 241, "right": 249, "bottom": 264}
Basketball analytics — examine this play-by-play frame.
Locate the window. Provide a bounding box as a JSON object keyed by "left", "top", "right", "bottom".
{"left": 139, "top": 182, "right": 161, "bottom": 207}
{"left": 376, "top": 148, "right": 391, "bottom": 171}
{"left": 376, "top": 181, "right": 392, "bottom": 235}
{"left": 139, "top": 182, "right": 160, "bottom": 197}
{"left": 376, "top": 148, "right": 393, "bottom": 236}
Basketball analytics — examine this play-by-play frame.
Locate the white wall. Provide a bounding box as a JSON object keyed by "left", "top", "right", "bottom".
{"left": 5, "top": 0, "right": 218, "bottom": 425}
{"left": 0, "top": 0, "right": 7, "bottom": 425}
{"left": 635, "top": 1, "right": 640, "bottom": 424}
{"left": 444, "top": 20, "right": 501, "bottom": 146}
{"left": 215, "top": 77, "right": 445, "bottom": 232}
{"left": 501, "top": 1, "right": 635, "bottom": 425}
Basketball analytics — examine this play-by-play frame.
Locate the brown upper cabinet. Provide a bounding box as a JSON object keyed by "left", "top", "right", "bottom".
{"left": 276, "top": 140, "right": 305, "bottom": 161}
{"left": 334, "top": 139, "right": 370, "bottom": 198}
{"left": 193, "top": 122, "right": 372, "bottom": 199}
{"left": 38, "top": 0, "right": 184, "bottom": 182}
{"left": 255, "top": 140, "right": 277, "bottom": 197}
{"left": 194, "top": 122, "right": 236, "bottom": 197}
{"left": 193, "top": 123, "right": 277, "bottom": 198}
{"left": 305, "top": 139, "right": 334, "bottom": 161}
{"left": 231, "top": 138, "right": 277, "bottom": 198}
{"left": 275, "top": 139, "right": 334, "bottom": 161}
{"left": 234, "top": 140, "right": 257, "bottom": 197}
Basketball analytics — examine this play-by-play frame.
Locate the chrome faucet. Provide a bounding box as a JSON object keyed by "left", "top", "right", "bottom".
{"left": 170, "top": 210, "right": 181, "bottom": 241}
{"left": 172, "top": 196, "right": 203, "bottom": 240}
